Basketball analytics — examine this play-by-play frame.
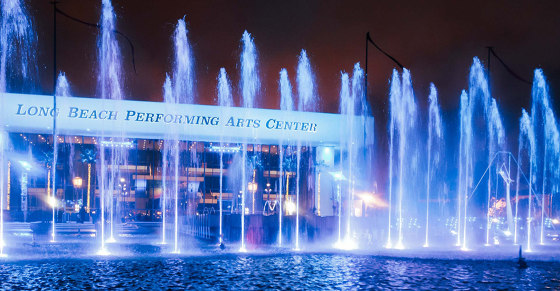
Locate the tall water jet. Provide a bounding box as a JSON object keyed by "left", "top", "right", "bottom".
{"left": 386, "top": 69, "right": 417, "bottom": 249}
{"left": 217, "top": 68, "right": 233, "bottom": 244}
{"left": 385, "top": 71, "right": 400, "bottom": 249}
{"left": 0, "top": 0, "right": 35, "bottom": 257}
{"left": 51, "top": 72, "right": 71, "bottom": 243}
{"left": 296, "top": 49, "right": 316, "bottom": 250}
{"left": 337, "top": 72, "right": 350, "bottom": 247}
{"left": 485, "top": 99, "right": 505, "bottom": 246}
{"left": 278, "top": 68, "right": 294, "bottom": 246}
{"left": 349, "top": 63, "right": 365, "bottom": 248}
{"left": 457, "top": 57, "right": 503, "bottom": 250}
{"left": 515, "top": 109, "right": 534, "bottom": 245}
{"left": 527, "top": 69, "right": 559, "bottom": 247}
{"left": 164, "top": 17, "right": 195, "bottom": 254}
{"left": 161, "top": 75, "right": 172, "bottom": 245}
{"left": 424, "top": 83, "right": 443, "bottom": 247}
{"left": 239, "top": 30, "right": 260, "bottom": 252}
{"left": 97, "top": 0, "right": 126, "bottom": 253}
{"left": 335, "top": 63, "right": 366, "bottom": 250}
{"left": 541, "top": 109, "right": 559, "bottom": 245}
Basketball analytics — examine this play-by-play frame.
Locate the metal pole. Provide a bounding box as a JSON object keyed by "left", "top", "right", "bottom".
{"left": 365, "top": 33, "right": 369, "bottom": 103}
{"left": 51, "top": 0, "right": 58, "bottom": 241}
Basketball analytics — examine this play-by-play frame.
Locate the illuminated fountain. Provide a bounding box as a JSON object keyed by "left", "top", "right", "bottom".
{"left": 277, "top": 68, "right": 294, "bottom": 247}
{"left": 97, "top": 0, "right": 127, "bottom": 254}
{"left": 0, "top": 0, "right": 35, "bottom": 257}
{"left": 0, "top": 0, "right": 559, "bottom": 259}
{"left": 239, "top": 30, "right": 260, "bottom": 252}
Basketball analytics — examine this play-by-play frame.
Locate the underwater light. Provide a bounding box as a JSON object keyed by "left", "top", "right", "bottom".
{"left": 329, "top": 171, "right": 346, "bottom": 181}
{"left": 552, "top": 218, "right": 560, "bottom": 225}
{"left": 96, "top": 248, "right": 110, "bottom": 256}
{"left": 334, "top": 238, "right": 358, "bottom": 250}
{"left": 47, "top": 196, "right": 56, "bottom": 207}
{"left": 18, "top": 160, "right": 32, "bottom": 171}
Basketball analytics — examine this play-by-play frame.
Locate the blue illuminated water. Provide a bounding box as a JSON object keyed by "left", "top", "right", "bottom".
{"left": 0, "top": 253, "right": 558, "bottom": 290}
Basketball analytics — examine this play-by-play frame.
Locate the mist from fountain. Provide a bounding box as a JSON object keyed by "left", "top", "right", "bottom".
{"left": 97, "top": 0, "right": 126, "bottom": 254}
{"left": 424, "top": 83, "right": 443, "bottom": 248}
{"left": 217, "top": 68, "right": 233, "bottom": 244}
{"left": 296, "top": 49, "right": 316, "bottom": 250}
{"left": 278, "top": 68, "right": 294, "bottom": 247}
{"left": 239, "top": 30, "right": 260, "bottom": 252}
{"left": 0, "top": 0, "right": 35, "bottom": 257}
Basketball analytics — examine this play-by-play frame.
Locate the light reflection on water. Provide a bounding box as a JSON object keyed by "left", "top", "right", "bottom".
{"left": 0, "top": 253, "right": 559, "bottom": 290}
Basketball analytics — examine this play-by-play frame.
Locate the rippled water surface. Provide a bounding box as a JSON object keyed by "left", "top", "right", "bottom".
{"left": 1, "top": 253, "right": 559, "bottom": 290}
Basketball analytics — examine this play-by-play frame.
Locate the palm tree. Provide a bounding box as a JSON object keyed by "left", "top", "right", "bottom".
{"left": 80, "top": 148, "right": 97, "bottom": 213}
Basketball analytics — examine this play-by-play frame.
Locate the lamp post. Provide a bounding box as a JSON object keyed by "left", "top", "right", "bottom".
{"left": 265, "top": 183, "right": 271, "bottom": 203}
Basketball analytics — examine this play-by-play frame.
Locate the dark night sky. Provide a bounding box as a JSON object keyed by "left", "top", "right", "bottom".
{"left": 27, "top": 0, "right": 560, "bottom": 132}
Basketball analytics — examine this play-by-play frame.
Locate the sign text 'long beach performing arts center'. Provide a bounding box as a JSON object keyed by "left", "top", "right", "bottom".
{"left": 1, "top": 93, "right": 366, "bottom": 145}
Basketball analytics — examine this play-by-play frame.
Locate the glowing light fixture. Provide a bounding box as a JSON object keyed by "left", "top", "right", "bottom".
{"left": 329, "top": 171, "right": 346, "bottom": 181}
{"left": 72, "top": 177, "right": 83, "bottom": 188}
